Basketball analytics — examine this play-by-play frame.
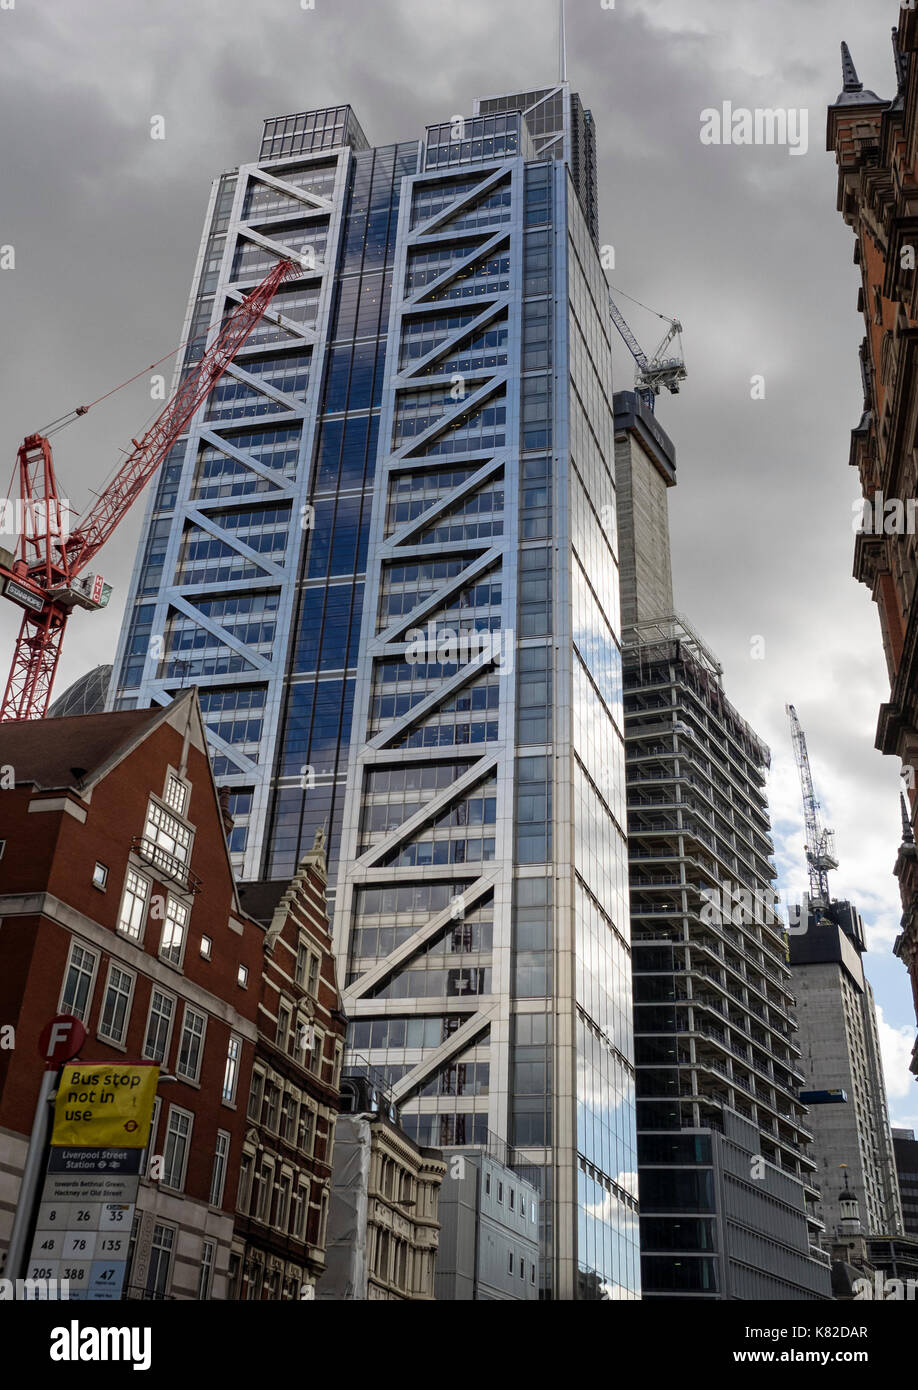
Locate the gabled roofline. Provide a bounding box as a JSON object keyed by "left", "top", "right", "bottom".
{"left": 77, "top": 687, "right": 199, "bottom": 799}
{"left": 25, "top": 686, "right": 260, "bottom": 926}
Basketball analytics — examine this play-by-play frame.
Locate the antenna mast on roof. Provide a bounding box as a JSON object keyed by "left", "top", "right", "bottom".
{"left": 559, "top": 0, "right": 567, "bottom": 83}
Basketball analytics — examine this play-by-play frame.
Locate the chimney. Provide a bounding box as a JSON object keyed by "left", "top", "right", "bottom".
{"left": 218, "top": 786, "right": 235, "bottom": 839}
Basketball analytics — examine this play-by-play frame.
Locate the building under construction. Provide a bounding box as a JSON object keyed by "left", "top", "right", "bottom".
{"left": 616, "top": 392, "right": 832, "bottom": 1298}
{"left": 782, "top": 706, "right": 902, "bottom": 1245}
{"left": 788, "top": 899, "right": 903, "bottom": 1243}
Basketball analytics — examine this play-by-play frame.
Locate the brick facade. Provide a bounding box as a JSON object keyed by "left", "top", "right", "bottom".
{"left": 231, "top": 833, "right": 346, "bottom": 1299}
{"left": 0, "top": 689, "right": 345, "bottom": 1300}
{"left": 828, "top": 20, "right": 918, "bottom": 1078}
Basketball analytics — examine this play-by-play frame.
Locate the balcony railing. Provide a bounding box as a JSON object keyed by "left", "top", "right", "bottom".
{"left": 131, "top": 836, "right": 203, "bottom": 895}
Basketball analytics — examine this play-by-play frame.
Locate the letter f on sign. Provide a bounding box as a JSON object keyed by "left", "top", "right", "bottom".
{"left": 47, "top": 1022, "right": 72, "bottom": 1057}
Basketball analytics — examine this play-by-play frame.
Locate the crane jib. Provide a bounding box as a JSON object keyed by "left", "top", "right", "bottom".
{"left": 0, "top": 259, "right": 294, "bottom": 722}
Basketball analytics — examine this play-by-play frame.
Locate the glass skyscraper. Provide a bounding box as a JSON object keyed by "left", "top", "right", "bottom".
{"left": 110, "top": 83, "right": 637, "bottom": 1300}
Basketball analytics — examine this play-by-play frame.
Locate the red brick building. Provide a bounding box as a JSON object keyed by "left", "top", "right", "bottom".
{"left": 828, "top": 18, "right": 918, "bottom": 1079}
{"left": 231, "top": 831, "right": 347, "bottom": 1300}
{"left": 0, "top": 689, "right": 345, "bottom": 1299}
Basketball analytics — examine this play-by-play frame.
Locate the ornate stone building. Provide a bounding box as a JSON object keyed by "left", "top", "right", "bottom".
{"left": 828, "top": 19, "right": 918, "bottom": 1079}
{"left": 317, "top": 1075, "right": 446, "bottom": 1300}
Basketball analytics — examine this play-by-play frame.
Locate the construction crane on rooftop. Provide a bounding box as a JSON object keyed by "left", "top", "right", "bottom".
{"left": 608, "top": 288, "right": 687, "bottom": 414}
{"left": 786, "top": 703, "right": 839, "bottom": 911}
{"left": 0, "top": 257, "right": 298, "bottom": 722}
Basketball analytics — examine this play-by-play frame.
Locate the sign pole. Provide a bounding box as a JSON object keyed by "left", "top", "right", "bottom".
{"left": 5, "top": 1014, "right": 86, "bottom": 1284}
{"left": 5, "top": 1070, "right": 56, "bottom": 1281}
{"left": 26, "top": 1059, "right": 159, "bottom": 1298}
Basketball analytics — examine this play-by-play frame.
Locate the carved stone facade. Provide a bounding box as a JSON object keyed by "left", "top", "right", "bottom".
{"left": 318, "top": 1104, "right": 446, "bottom": 1301}
{"left": 828, "top": 22, "right": 918, "bottom": 1077}
{"left": 365, "top": 1119, "right": 445, "bottom": 1300}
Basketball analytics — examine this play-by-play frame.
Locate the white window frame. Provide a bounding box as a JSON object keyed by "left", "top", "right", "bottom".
{"left": 237, "top": 964, "right": 249, "bottom": 989}
{"left": 276, "top": 1000, "right": 292, "bottom": 1050}
{"left": 160, "top": 894, "right": 190, "bottom": 967}
{"left": 97, "top": 962, "right": 135, "bottom": 1046}
{"left": 318, "top": 1187, "right": 329, "bottom": 1248}
{"left": 299, "top": 1101, "right": 317, "bottom": 1157}
{"left": 162, "top": 1104, "right": 194, "bottom": 1192}
{"left": 274, "top": 1169, "right": 292, "bottom": 1232}
{"left": 197, "top": 1239, "right": 215, "bottom": 1300}
{"left": 280, "top": 1090, "right": 298, "bottom": 1145}
{"left": 58, "top": 940, "right": 99, "bottom": 1022}
{"left": 247, "top": 1066, "right": 265, "bottom": 1121}
{"left": 306, "top": 948, "right": 320, "bottom": 998}
{"left": 142, "top": 987, "right": 176, "bottom": 1064}
{"left": 295, "top": 1015, "right": 313, "bottom": 1059}
{"left": 210, "top": 1129, "right": 230, "bottom": 1207}
{"left": 142, "top": 1096, "right": 162, "bottom": 1178}
{"left": 176, "top": 1005, "right": 207, "bottom": 1083}
{"left": 143, "top": 797, "right": 193, "bottom": 864}
{"left": 92, "top": 862, "right": 108, "bottom": 890}
{"left": 222, "top": 1033, "right": 242, "bottom": 1104}
{"left": 310, "top": 1026, "right": 325, "bottom": 1078}
{"left": 146, "top": 1222, "right": 176, "bottom": 1299}
{"left": 117, "top": 869, "right": 151, "bottom": 941}
{"left": 262, "top": 1079, "right": 282, "bottom": 1134}
{"left": 296, "top": 941, "right": 321, "bottom": 997}
{"left": 254, "top": 1157, "right": 274, "bottom": 1224}
{"left": 237, "top": 1150, "right": 255, "bottom": 1213}
{"left": 200, "top": 935, "right": 213, "bottom": 960}
{"left": 163, "top": 770, "right": 190, "bottom": 817}
{"left": 292, "top": 1178, "right": 310, "bottom": 1241}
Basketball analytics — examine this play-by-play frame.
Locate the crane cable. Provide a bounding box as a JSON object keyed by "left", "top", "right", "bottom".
{"left": 21, "top": 325, "right": 215, "bottom": 515}
{"left": 608, "top": 283, "right": 678, "bottom": 326}
{"left": 35, "top": 327, "right": 211, "bottom": 440}
{"left": 11, "top": 323, "right": 216, "bottom": 533}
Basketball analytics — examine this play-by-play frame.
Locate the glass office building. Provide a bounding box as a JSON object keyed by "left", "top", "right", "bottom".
{"left": 110, "top": 85, "right": 636, "bottom": 1299}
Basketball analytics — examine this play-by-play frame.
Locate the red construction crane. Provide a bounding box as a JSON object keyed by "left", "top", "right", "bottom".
{"left": 0, "top": 258, "right": 298, "bottom": 721}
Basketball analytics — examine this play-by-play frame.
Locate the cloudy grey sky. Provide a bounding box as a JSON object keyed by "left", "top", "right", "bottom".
{"left": 2, "top": 0, "right": 915, "bottom": 1123}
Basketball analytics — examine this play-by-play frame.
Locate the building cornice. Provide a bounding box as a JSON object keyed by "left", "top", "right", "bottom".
{"left": 0, "top": 890, "right": 258, "bottom": 1039}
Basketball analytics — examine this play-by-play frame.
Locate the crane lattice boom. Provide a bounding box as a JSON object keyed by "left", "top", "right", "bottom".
{"left": 0, "top": 258, "right": 298, "bottom": 722}
{"left": 607, "top": 292, "right": 687, "bottom": 414}
{"left": 786, "top": 703, "right": 838, "bottom": 907}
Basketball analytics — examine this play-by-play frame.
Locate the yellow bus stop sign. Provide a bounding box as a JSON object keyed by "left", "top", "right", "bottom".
{"left": 51, "top": 1064, "right": 159, "bottom": 1148}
